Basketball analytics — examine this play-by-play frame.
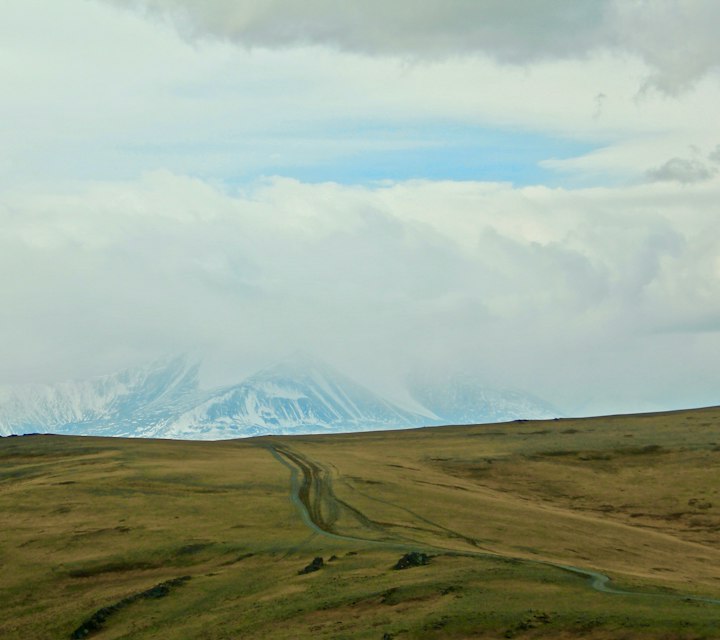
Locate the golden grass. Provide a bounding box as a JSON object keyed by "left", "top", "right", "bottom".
{"left": 1, "top": 406, "right": 719, "bottom": 638}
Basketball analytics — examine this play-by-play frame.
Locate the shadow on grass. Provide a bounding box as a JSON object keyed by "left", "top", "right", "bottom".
{"left": 70, "top": 575, "right": 191, "bottom": 639}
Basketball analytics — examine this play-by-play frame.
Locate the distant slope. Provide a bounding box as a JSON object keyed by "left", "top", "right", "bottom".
{"left": 0, "top": 354, "right": 559, "bottom": 439}
{"left": 0, "top": 355, "right": 426, "bottom": 439}
{"left": 134, "top": 354, "right": 427, "bottom": 439}
{"left": 0, "top": 356, "right": 203, "bottom": 437}
{"left": 408, "top": 372, "right": 559, "bottom": 425}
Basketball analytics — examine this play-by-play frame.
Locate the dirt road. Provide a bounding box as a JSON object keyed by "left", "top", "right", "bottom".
{"left": 262, "top": 441, "right": 720, "bottom": 606}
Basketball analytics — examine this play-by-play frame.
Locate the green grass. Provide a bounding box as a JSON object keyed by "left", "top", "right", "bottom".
{"left": 1, "top": 407, "right": 720, "bottom": 638}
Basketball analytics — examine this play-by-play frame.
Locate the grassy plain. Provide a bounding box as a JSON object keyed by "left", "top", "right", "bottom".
{"left": 1, "top": 407, "right": 719, "bottom": 638}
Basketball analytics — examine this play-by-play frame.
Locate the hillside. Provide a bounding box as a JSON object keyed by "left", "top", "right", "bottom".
{"left": 1, "top": 406, "right": 719, "bottom": 638}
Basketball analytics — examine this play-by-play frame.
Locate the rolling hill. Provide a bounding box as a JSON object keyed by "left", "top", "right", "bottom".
{"left": 1, "top": 405, "right": 719, "bottom": 638}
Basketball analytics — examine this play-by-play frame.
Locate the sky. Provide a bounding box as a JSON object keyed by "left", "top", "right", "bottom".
{"left": 2, "top": 0, "right": 720, "bottom": 416}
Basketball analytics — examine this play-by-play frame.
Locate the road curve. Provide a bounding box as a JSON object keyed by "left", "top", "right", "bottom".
{"left": 260, "top": 441, "right": 720, "bottom": 606}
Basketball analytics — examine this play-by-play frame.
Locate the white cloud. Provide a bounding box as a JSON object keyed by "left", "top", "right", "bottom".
{"left": 3, "top": 173, "right": 720, "bottom": 415}
{"left": 2, "top": 0, "right": 720, "bottom": 190}
{"left": 2, "top": 0, "right": 720, "bottom": 418}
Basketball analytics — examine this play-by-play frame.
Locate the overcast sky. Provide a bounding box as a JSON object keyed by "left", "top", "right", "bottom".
{"left": 2, "top": 0, "right": 720, "bottom": 415}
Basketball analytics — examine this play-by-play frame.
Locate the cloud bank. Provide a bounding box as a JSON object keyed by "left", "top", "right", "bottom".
{"left": 110, "top": 0, "right": 720, "bottom": 91}
{"left": 2, "top": 0, "right": 720, "bottom": 418}
{"left": 3, "top": 0, "right": 720, "bottom": 190}
{"left": 4, "top": 172, "right": 720, "bottom": 415}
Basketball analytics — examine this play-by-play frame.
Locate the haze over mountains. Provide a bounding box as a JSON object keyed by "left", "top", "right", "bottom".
{"left": 0, "top": 354, "right": 559, "bottom": 440}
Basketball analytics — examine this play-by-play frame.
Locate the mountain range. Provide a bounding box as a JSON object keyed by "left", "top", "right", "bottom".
{"left": 0, "top": 354, "right": 559, "bottom": 439}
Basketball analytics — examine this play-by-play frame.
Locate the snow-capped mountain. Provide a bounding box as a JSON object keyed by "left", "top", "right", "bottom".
{"left": 408, "top": 372, "right": 559, "bottom": 425}
{"left": 0, "top": 354, "right": 426, "bottom": 439}
{"left": 0, "top": 356, "right": 204, "bottom": 437}
{"left": 142, "top": 354, "right": 427, "bottom": 439}
{"left": 0, "top": 354, "right": 560, "bottom": 440}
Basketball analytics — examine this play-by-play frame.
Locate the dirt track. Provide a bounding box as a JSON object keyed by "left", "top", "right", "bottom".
{"left": 262, "top": 441, "right": 720, "bottom": 606}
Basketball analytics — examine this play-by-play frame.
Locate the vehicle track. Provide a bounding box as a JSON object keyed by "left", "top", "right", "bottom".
{"left": 336, "top": 470, "right": 492, "bottom": 551}
{"left": 261, "top": 441, "right": 720, "bottom": 606}
{"left": 263, "top": 442, "right": 413, "bottom": 547}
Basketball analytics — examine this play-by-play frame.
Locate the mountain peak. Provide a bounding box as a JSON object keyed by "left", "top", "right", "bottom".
{"left": 0, "top": 354, "right": 560, "bottom": 439}
{"left": 251, "top": 352, "right": 339, "bottom": 382}
{"left": 408, "top": 369, "right": 559, "bottom": 425}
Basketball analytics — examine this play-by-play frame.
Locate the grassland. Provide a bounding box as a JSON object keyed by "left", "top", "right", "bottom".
{"left": 1, "top": 407, "right": 719, "bottom": 638}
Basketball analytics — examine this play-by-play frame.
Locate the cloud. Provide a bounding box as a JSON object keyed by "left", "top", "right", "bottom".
{"left": 612, "top": 0, "right": 720, "bottom": 94}
{"left": 3, "top": 0, "right": 720, "bottom": 419}
{"left": 709, "top": 144, "right": 720, "bottom": 164}
{"left": 110, "top": 0, "right": 610, "bottom": 61}
{"left": 107, "top": 0, "right": 720, "bottom": 91}
{"left": 3, "top": 172, "right": 720, "bottom": 415}
{"left": 3, "top": 0, "right": 720, "bottom": 191}
{"left": 645, "top": 156, "right": 716, "bottom": 184}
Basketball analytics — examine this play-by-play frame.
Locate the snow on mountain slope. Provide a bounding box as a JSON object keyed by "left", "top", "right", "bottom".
{"left": 0, "top": 356, "right": 203, "bottom": 437}
{"left": 0, "top": 354, "right": 561, "bottom": 439}
{"left": 132, "top": 354, "right": 425, "bottom": 439}
{"left": 408, "top": 372, "right": 560, "bottom": 425}
{"left": 0, "top": 354, "right": 425, "bottom": 439}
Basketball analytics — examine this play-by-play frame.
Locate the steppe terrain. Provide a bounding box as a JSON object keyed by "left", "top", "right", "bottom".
{"left": 1, "top": 407, "right": 719, "bottom": 638}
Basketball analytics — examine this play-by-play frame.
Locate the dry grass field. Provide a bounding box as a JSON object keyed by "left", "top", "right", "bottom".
{"left": 1, "top": 407, "right": 719, "bottom": 638}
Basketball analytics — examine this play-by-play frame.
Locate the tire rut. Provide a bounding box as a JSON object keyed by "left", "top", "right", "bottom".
{"left": 259, "top": 441, "right": 720, "bottom": 606}
{"left": 338, "top": 474, "right": 490, "bottom": 551}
